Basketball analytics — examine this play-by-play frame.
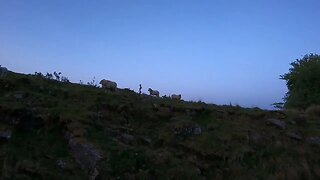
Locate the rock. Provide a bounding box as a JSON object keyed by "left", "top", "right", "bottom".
{"left": 119, "top": 133, "right": 135, "bottom": 144}
{"left": 286, "top": 132, "right": 303, "bottom": 141}
{"left": 248, "top": 130, "right": 272, "bottom": 146}
{"left": 288, "top": 120, "right": 296, "bottom": 125}
{"left": 171, "top": 119, "right": 203, "bottom": 136}
{"left": 266, "top": 119, "right": 286, "bottom": 129}
{"left": 14, "top": 93, "right": 23, "bottom": 99}
{"left": 68, "top": 137, "right": 102, "bottom": 179}
{"left": 57, "top": 159, "right": 67, "bottom": 169}
{"left": 13, "top": 91, "right": 29, "bottom": 100}
{"left": 66, "top": 121, "right": 87, "bottom": 137}
{"left": 193, "top": 127, "right": 202, "bottom": 135}
{"left": 0, "top": 130, "right": 11, "bottom": 141}
{"left": 306, "top": 136, "right": 320, "bottom": 146}
{"left": 137, "top": 136, "right": 152, "bottom": 146}
{"left": 90, "top": 168, "right": 99, "bottom": 180}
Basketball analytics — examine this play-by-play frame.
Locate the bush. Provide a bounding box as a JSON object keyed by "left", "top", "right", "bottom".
{"left": 281, "top": 54, "right": 320, "bottom": 109}
{"left": 306, "top": 105, "right": 320, "bottom": 118}
{"left": 87, "top": 77, "right": 98, "bottom": 87}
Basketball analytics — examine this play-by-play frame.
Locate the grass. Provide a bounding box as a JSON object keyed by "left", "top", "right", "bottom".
{"left": 0, "top": 71, "right": 320, "bottom": 179}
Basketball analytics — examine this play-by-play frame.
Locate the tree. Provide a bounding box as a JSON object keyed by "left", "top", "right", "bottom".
{"left": 281, "top": 54, "right": 320, "bottom": 109}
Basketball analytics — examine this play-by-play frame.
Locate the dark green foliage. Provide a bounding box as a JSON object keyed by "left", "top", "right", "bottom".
{"left": 281, "top": 54, "right": 320, "bottom": 109}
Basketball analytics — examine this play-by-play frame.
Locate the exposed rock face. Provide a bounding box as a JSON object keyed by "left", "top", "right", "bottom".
{"left": 67, "top": 137, "right": 102, "bottom": 180}
{"left": 266, "top": 119, "right": 286, "bottom": 130}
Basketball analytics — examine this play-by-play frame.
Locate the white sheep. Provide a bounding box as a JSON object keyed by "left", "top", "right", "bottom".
{"left": 148, "top": 88, "right": 159, "bottom": 97}
{"left": 171, "top": 94, "right": 182, "bottom": 100}
{"left": 99, "top": 79, "right": 117, "bottom": 91}
{"left": 0, "top": 66, "right": 8, "bottom": 78}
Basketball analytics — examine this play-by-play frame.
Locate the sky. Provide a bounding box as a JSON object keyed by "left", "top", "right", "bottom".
{"left": 1, "top": 0, "right": 320, "bottom": 109}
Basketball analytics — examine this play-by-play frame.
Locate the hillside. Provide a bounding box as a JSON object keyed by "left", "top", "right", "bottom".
{"left": 1, "top": 71, "right": 320, "bottom": 180}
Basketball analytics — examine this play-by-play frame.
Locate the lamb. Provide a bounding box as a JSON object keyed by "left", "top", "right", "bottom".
{"left": 148, "top": 88, "right": 160, "bottom": 97}
{"left": 171, "top": 94, "right": 182, "bottom": 100}
{"left": 0, "top": 66, "right": 8, "bottom": 78}
{"left": 99, "top": 79, "right": 117, "bottom": 91}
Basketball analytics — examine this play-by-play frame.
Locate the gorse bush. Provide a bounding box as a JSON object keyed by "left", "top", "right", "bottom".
{"left": 281, "top": 54, "right": 320, "bottom": 109}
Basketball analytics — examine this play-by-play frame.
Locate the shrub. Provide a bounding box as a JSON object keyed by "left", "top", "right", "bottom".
{"left": 87, "top": 77, "right": 98, "bottom": 87}
{"left": 281, "top": 53, "right": 320, "bottom": 109}
{"left": 306, "top": 105, "right": 320, "bottom": 118}
{"left": 61, "top": 76, "right": 70, "bottom": 83}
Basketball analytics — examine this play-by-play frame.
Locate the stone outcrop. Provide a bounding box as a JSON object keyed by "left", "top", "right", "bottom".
{"left": 266, "top": 119, "right": 286, "bottom": 130}
{"left": 67, "top": 137, "right": 102, "bottom": 180}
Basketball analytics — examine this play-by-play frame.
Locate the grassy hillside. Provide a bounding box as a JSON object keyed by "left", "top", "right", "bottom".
{"left": 1, "top": 71, "right": 320, "bottom": 180}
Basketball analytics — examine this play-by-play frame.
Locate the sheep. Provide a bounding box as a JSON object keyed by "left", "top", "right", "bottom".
{"left": 0, "top": 66, "right": 8, "bottom": 78}
{"left": 99, "top": 79, "right": 117, "bottom": 91}
{"left": 171, "top": 94, "right": 182, "bottom": 100}
{"left": 148, "top": 88, "right": 159, "bottom": 97}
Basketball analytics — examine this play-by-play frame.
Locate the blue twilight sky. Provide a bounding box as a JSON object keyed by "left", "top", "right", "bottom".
{"left": 1, "top": 0, "right": 320, "bottom": 109}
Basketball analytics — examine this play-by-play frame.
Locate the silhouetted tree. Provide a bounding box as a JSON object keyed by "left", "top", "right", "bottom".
{"left": 281, "top": 53, "right": 320, "bottom": 109}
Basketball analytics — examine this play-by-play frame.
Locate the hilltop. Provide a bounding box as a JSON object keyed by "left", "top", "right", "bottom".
{"left": 1, "top": 71, "right": 320, "bottom": 179}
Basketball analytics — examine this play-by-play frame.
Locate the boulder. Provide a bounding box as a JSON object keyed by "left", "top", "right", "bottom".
{"left": 119, "top": 133, "right": 135, "bottom": 145}
{"left": 306, "top": 136, "right": 320, "bottom": 146}
{"left": 0, "top": 130, "right": 11, "bottom": 141}
{"left": 171, "top": 118, "right": 203, "bottom": 136}
{"left": 193, "top": 127, "right": 202, "bottom": 135}
{"left": 137, "top": 136, "right": 152, "bottom": 146}
{"left": 248, "top": 130, "right": 272, "bottom": 146}
{"left": 56, "top": 159, "right": 67, "bottom": 169}
{"left": 68, "top": 137, "right": 102, "bottom": 180}
{"left": 286, "top": 132, "right": 303, "bottom": 141}
{"left": 266, "top": 119, "right": 286, "bottom": 129}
